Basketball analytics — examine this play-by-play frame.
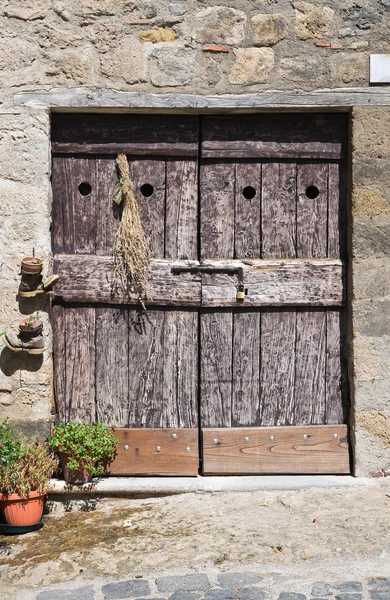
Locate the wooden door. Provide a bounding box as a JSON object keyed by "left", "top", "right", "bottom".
{"left": 51, "top": 113, "right": 350, "bottom": 477}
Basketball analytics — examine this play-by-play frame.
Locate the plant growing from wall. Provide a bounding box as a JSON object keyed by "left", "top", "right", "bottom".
{"left": 113, "top": 153, "right": 151, "bottom": 306}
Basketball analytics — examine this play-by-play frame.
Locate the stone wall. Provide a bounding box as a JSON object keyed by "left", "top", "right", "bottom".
{"left": 0, "top": 0, "right": 389, "bottom": 474}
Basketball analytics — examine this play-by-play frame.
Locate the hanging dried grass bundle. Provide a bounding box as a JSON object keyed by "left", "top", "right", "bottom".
{"left": 113, "top": 154, "right": 151, "bottom": 304}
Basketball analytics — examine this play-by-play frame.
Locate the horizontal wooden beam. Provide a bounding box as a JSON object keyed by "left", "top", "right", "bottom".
{"left": 110, "top": 428, "right": 198, "bottom": 476}
{"left": 53, "top": 255, "right": 201, "bottom": 306}
{"left": 201, "top": 144, "right": 344, "bottom": 159}
{"left": 201, "top": 259, "right": 345, "bottom": 307}
{"left": 13, "top": 87, "right": 390, "bottom": 111}
{"left": 52, "top": 142, "right": 198, "bottom": 156}
{"left": 202, "top": 425, "right": 350, "bottom": 475}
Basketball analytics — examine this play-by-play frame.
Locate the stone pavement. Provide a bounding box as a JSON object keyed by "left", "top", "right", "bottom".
{"left": 30, "top": 574, "right": 390, "bottom": 600}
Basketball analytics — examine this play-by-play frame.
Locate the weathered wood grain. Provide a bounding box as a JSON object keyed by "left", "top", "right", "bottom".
{"left": 52, "top": 142, "right": 198, "bottom": 156}
{"left": 95, "top": 308, "right": 129, "bottom": 427}
{"left": 165, "top": 159, "right": 198, "bottom": 259}
{"left": 15, "top": 87, "right": 390, "bottom": 109}
{"left": 262, "top": 162, "right": 297, "bottom": 259}
{"left": 64, "top": 307, "right": 96, "bottom": 423}
{"left": 325, "top": 310, "right": 345, "bottom": 424}
{"left": 235, "top": 163, "right": 261, "bottom": 258}
{"left": 232, "top": 311, "right": 261, "bottom": 426}
{"left": 202, "top": 425, "right": 350, "bottom": 474}
{"left": 260, "top": 310, "right": 296, "bottom": 426}
{"left": 296, "top": 162, "right": 328, "bottom": 259}
{"left": 53, "top": 255, "right": 202, "bottom": 305}
{"left": 95, "top": 158, "right": 121, "bottom": 255}
{"left": 130, "top": 159, "right": 165, "bottom": 258}
{"left": 200, "top": 259, "right": 344, "bottom": 307}
{"left": 201, "top": 310, "right": 233, "bottom": 427}
{"left": 110, "top": 429, "right": 198, "bottom": 476}
{"left": 200, "top": 162, "right": 235, "bottom": 259}
{"left": 294, "top": 311, "right": 327, "bottom": 425}
{"left": 51, "top": 157, "right": 66, "bottom": 254}
{"left": 51, "top": 304, "right": 66, "bottom": 422}
{"left": 328, "top": 162, "right": 347, "bottom": 260}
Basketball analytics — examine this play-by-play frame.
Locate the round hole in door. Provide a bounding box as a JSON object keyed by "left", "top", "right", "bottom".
{"left": 141, "top": 183, "right": 154, "bottom": 197}
{"left": 242, "top": 186, "right": 256, "bottom": 200}
{"left": 78, "top": 182, "right": 92, "bottom": 196}
{"left": 305, "top": 185, "right": 319, "bottom": 199}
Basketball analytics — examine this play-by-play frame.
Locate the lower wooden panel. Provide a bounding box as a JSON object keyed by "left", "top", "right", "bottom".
{"left": 109, "top": 429, "right": 199, "bottom": 476}
{"left": 202, "top": 426, "right": 350, "bottom": 475}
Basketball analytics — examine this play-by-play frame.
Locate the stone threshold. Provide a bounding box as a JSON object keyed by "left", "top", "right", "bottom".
{"left": 47, "top": 475, "right": 378, "bottom": 496}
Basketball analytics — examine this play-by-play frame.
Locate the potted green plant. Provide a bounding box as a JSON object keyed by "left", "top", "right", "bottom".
{"left": 49, "top": 422, "right": 118, "bottom": 484}
{"left": 0, "top": 419, "right": 58, "bottom": 526}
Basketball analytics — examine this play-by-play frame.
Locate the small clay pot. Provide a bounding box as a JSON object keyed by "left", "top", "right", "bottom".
{"left": 0, "top": 491, "right": 45, "bottom": 526}
{"left": 59, "top": 452, "right": 92, "bottom": 485}
{"left": 21, "top": 257, "right": 43, "bottom": 275}
{"left": 19, "top": 316, "right": 42, "bottom": 332}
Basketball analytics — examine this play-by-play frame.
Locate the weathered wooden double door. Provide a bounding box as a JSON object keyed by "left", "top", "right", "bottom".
{"left": 51, "top": 113, "right": 350, "bottom": 476}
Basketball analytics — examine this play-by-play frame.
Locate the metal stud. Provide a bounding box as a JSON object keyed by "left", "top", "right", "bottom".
{"left": 303, "top": 434, "right": 308, "bottom": 440}
{"left": 186, "top": 447, "right": 191, "bottom": 453}
{"left": 124, "top": 445, "right": 129, "bottom": 451}
{"left": 269, "top": 436, "right": 275, "bottom": 441}
{"left": 156, "top": 446, "right": 161, "bottom": 452}
{"left": 244, "top": 437, "right": 250, "bottom": 443}
{"left": 333, "top": 433, "right": 338, "bottom": 439}
{"left": 213, "top": 438, "right": 219, "bottom": 444}
{"left": 172, "top": 433, "right": 178, "bottom": 439}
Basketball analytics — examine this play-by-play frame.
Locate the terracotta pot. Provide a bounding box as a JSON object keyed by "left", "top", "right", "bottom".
{"left": 21, "top": 256, "right": 43, "bottom": 275}
{"left": 0, "top": 491, "right": 45, "bottom": 526}
{"left": 59, "top": 452, "right": 92, "bottom": 485}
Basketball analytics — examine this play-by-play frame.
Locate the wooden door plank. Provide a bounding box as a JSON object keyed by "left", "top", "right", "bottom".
{"left": 200, "top": 162, "right": 235, "bottom": 259}
{"left": 262, "top": 162, "right": 297, "bottom": 259}
{"left": 200, "top": 310, "right": 233, "bottom": 427}
{"left": 165, "top": 160, "right": 198, "bottom": 260}
{"left": 202, "top": 425, "right": 350, "bottom": 474}
{"left": 232, "top": 311, "right": 261, "bottom": 426}
{"left": 95, "top": 158, "right": 121, "bottom": 255}
{"left": 64, "top": 306, "right": 96, "bottom": 423}
{"left": 294, "top": 311, "right": 327, "bottom": 425}
{"left": 326, "top": 310, "right": 345, "bottom": 424}
{"left": 95, "top": 308, "right": 129, "bottom": 427}
{"left": 53, "top": 256, "right": 202, "bottom": 306}
{"left": 51, "top": 157, "right": 65, "bottom": 254}
{"left": 260, "top": 310, "right": 296, "bottom": 426}
{"left": 51, "top": 304, "right": 66, "bottom": 422}
{"left": 235, "top": 163, "right": 261, "bottom": 258}
{"left": 110, "top": 429, "right": 198, "bottom": 476}
{"left": 296, "top": 162, "right": 328, "bottom": 258}
{"left": 328, "top": 162, "right": 347, "bottom": 260}
{"left": 130, "top": 159, "right": 166, "bottom": 258}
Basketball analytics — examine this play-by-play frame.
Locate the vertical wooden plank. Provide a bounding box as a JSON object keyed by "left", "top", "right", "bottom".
{"left": 175, "top": 311, "right": 198, "bottom": 428}
{"left": 326, "top": 310, "right": 345, "bottom": 424}
{"left": 201, "top": 310, "right": 233, "bottom": 427}
{"left": 51, "top": 157, "right": 65, "bottom": 254}
{"left": 232, "top": 311, "right": 261, "bottom": 426}
{"left": 95, "top": 308, "right": 129, "bottom": 427}
{"left": 64, "top": 306, "right": 96, "bottom": 423}
{"left": 260, "top": 310, "right": 296, "bottom": 426}
{"left": 130, "top": 159, "right": 165, "bottom": 258}
{"left": 95, "top": 158, "right": 121, "bottom": 255}
{"left": 200, "top": 162, "right": 235, "bottom": 259}
{"left": 294, "top": 310, "right": 326, "bottom": 425}
{"left": 296, "top": 162, "right": 328, "bottom": 258}
{"left": 328, "top": 161, "right": 347, "bottom": 260}
{"left": 165, "top": 160, "right": 198, "bottom": 260}
{"left": 262, "top": 162, "right": 297, "bottom": 259}
{"left": 235, "top": 163, "right": 261, "bottom": 258}
{"left": 65, "top": 158, "right": 97, "bottom": 254}
{"left": 51, "top": 304, "right": 66, "bottom": 422}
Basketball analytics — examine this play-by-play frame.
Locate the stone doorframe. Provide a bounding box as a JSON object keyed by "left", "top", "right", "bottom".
{"left": 12, "top": 88, "right": 390, "bottom": 478}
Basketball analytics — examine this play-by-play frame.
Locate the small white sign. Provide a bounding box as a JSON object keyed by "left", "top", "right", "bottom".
{"left": 370, "top": 54, "right": 390, "bottom": 84}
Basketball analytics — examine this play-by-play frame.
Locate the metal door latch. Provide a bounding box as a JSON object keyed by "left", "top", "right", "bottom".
{"left": 172, "top": 265, "right": 247, "bottom": 302}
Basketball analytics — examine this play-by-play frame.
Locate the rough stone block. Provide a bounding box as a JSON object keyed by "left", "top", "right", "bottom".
{"left": 36, "top": 586, "right": 95, "bottom": 600}
{"left": 156, "top": 575, "right": 211, "bottom": 593}
{"left": 353, "top": 337, "right": 382, "bottom": 382}
{"left": 278, "top": 594, "right": 306, "bottom": 600}
{"left": 45, "top": 50, "right": 91, "bottom": 84}
{"left": 102, "top": 580, "right": 150, "bottom": 598}
{"left": 353, "top": 216, "right": 390, "bottom": 259}
{"left": 0, "top": 180, "right": 50, "bottom": 217}
{"left": 82, "top": 0, "right": 117, "bottom": 17}
{"left": 140, "top": 28, "right": 177, "bottom": 43}
{"left": 204, "top": 591, "right": 239, "bottom": 600}
{"left": 369, "top": 579, "right": 390, "bottom": 589}
{"left": 150, "top": 46, "right": 196, "bottom": 87}
{"left": 330, "top": 52, "right": 368, "bottom": 85}
{"left": 194, "top": 6, "right": 246, "bottom": 45}
{"left": 353, "top": 299, "right": 390, "bottom": 336}
{"left": 311, "top": 584, "right": 332, "bottom": 597}
{"left": 353, "top": 108, "right": 390, "bottom": 159}
{"left": 101, "top": 48, "right": 148, "bottom": 84}
{"left": 229, "top": 48, "right": 274, "bottom": 85}
{"left": 217, "top": 574, "right": 264, "bottom": 589}
{"left": 334, "top": 595, "right": 362, "bottom": 600}
{"left": 169, "top": 593, "right": 201, "bottom": 600}
{"left": 169, "top": 4, "right": 186, "bottom": 16}
{"left": 352, "top": 188, "right": 390, "bottom": 216}
{"left": 5, "top": 0, "right": 49, "bottom": 20}
{"left": 335, "top": 583, "right": 363, "bottom": 593}
{"left": 251, "top": 13, "right": 289, "bottom": 46}
{"left": 293, "top": 1, "right": 334, "bottom": 40}
{"left": 353, "top": 258, "right": 390, "bottom": 300}
{"left": 240, "top": 588, "right": 267, "bottom": 600}
{"left": 354, "top": 379, "right": 390, "bottom": 413}
{"left": 354, "top": 424, "right": 390, "bottom": 476}
{"left": 357, "top": 410, "right": 390, "bottom": 447}
{"left": 278, "top": 56, "right": 325, "bottom": 85}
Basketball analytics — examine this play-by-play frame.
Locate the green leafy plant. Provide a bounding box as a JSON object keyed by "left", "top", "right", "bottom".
{"left": 0, "top": 442, "right": 58, "bottom": 499}
{"left": 49, "top": 422, "right": 118, "bottom": 477}
{"left": 0, "top": 418, "right": 24, "bottom": 472}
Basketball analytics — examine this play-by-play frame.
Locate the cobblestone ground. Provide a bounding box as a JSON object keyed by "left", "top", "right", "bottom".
{"left": 25, "top": 574, "right": 390, "bottom": 600}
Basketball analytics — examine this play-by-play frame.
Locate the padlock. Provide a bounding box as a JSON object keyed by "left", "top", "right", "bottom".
{"left": 236, "top": 282, "right": 245, "bottom": 302}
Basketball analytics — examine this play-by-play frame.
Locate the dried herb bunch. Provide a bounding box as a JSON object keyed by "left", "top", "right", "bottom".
{"left": 113, "top": 153, "right": 151, "bottom": 304}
